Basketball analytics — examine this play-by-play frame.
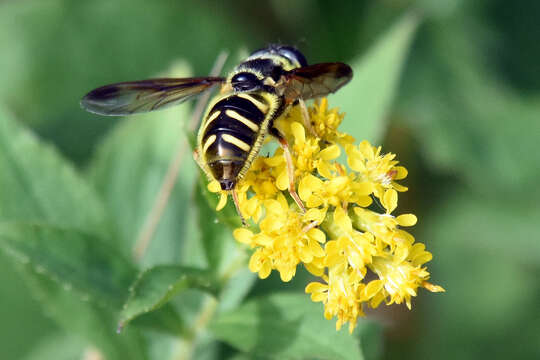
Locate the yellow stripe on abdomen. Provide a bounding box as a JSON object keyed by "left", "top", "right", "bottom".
{"left": 202, "top": 134, "right": 217, "bottom": 154}
{"left": 225, "top": 109, "right": 260, "bottom": 132}
{"left": 202, "top": 110, "right": 221, "bottom": 133}
{"left": 221, "top": 134, "right": 251, "bottom": 152}
{"left": 236, "top": 93, "right": 269, "bottom": 113}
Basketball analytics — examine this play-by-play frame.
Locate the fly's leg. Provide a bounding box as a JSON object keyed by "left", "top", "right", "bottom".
{"left": 270, "top": 127, "right": 306, "bottom": 213}
{"left": 298, "top": 98, "right": 317, "bottom": 138}
{"left": 231, "top": 189, "right": 247, "bottom": 227}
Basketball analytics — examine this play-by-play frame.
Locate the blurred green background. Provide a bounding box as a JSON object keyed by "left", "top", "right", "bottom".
{"left": 1, "top": 0, "right": 539, "bottom": 359}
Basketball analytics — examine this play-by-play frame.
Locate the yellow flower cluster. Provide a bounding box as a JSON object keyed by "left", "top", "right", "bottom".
{"left": 209, "top": 98, "right": 444, "bottom": 332}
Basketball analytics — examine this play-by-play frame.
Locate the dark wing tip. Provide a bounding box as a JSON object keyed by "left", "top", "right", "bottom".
{"left": 80, "top": 85, "right": 127, "bottom": 116}
{"left": 332, "top": 63, "right": 353, "bottom": 92}
{"left": 337, "top": 62, "right": 353, "bottom": 79}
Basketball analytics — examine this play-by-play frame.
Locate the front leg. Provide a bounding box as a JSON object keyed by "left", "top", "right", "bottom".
{"left": 269, "top": 127, "right": 306, "bottom": 213}
{"left": 298, "top": 98, "right": 317, "bottom": 137}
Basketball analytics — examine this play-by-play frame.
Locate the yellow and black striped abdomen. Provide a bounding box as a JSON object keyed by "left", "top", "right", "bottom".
{"left": 199, "top": 92, "right": 280, "bottom": 190}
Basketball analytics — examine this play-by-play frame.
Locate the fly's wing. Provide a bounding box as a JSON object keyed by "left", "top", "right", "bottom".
{"left": 81, "top": 77, "right": 225, "bottom": 116}
{"left": 281, "top": 63, "right": 353, "bottom": 103}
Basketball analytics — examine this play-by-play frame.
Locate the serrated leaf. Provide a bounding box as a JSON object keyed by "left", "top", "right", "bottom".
{"left": 333, "top": 12, "right": 420, "bottom": 143}
{"left": 119, "top": 265, "right": 219, "bottom": 329}
{"left": 88, "top": 62, "right": 200, "bottom": 266}
{"left": 0, "top": 253, "right": 55, "bottom": 360}
{"left": 210, "top": 292, "right": 366, "bottom": 360}
{"left": 130, "top": 304, "right": 185, "bottom": 336}
{"left": 0, "top": 106, "right": 108, "bottom": 237}
{"left": 21, "top": 265, "right": 147, "bottom": 360}
{"left": 0, "top": 222, "right": 135, "bottom": 308}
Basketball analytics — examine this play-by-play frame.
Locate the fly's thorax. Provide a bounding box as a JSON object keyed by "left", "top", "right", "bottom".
{"left": 197, "top": 91, "right": 283, "bottom": 190}
{"left": 227, "top": 46, "right": 307, "bottom": 94}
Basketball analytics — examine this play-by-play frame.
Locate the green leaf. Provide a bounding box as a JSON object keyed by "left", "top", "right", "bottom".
{"left": 21, "top": 265, "right": 148, "bottom": 360}
{"left": 426, "top": 192, "right": 540, "bottom": 266}
{"left": 195, "top": 181, "right": 226, "bottom": 272}
{"left": 356, "top": 320, "right": 383, "bottom": 360}
{"left": 194, "top": 180, "right": 241, "bottom": 273}
{"left": 22, "top": 334, "right": 86, "bottom": 360}
{"left": 129, "top": 304, "right": 185, "bottom": 336}
{"left": 89, "top": 62, "right": 200, "bottom": 265}
{"left": 218, "top": 268, "right": 257, "bottom": 313}
{"left": 0, "top": 106, "right": 108, "bottom": 237}
{"left": 119, "top": 265, "right": 219, "bottom": 329}
{"left": 210, "top": 292, "right": 366, "bottom": 360}
{"left": 0, "top": 253, "right": 55, "bottom": 360}
{"left": 333, "top": 12, "right": 420, "bottom": 143}
{"left": 0, "top": 222, "right": 135, "bottom": 308}
{"left": 413, "top": 191, "right": 540, "bottom": 359}
{"left": 400, "top": 18, "right": 540, "bottom": 196}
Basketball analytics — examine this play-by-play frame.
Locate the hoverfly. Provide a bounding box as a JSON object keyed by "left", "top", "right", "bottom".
{"left": 81, "top": 45, "right": 352, "bottom": 224}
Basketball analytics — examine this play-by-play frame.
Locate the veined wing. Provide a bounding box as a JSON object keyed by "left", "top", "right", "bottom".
{"left": 281, "top": 63, "right": 352, "bottom": 103}
{"left": 81, "top": 77, "right": 225, "bottom": 116}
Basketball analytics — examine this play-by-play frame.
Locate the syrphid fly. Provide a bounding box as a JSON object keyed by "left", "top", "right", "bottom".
{"left": 81, "top": 45, "right": 353, "bottom": 223}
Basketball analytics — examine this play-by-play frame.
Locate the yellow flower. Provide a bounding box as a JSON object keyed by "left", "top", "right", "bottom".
{"left": 308, "top": 98, "right": 355, "bottom": 145}
{"left": 208, "top": 99, "right": 443, "bottom": 332}
{"left": 369, "top": 243, "right": 441, "bottom": 309}
{"left": 306, "top": 267, "right": 365, "bottom": 333}
{"left": 346, "top": 141, "right": 408, "bottom": 200}
{"left": 298, "top": 173, "right": 373, "bottom": 209}
{"left": 233, "top": 195, "right": 326, "bottom": 282}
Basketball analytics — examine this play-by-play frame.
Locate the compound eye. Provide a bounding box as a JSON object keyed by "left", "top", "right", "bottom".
{"left": 277, "top": 46, "right": 308, "bottom": 67}
{"left": 231, "top": 72, "right": 260, "bottom": 91}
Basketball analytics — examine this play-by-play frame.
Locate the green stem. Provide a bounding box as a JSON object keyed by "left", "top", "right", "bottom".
{"left": 172, "top": 247, "right": 247, "bottom": 360}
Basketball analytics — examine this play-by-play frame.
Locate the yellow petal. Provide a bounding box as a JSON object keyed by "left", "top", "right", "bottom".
{"left": 364, "top": 280, "right": 384, "bottom": 298}
{"left": 305, "top": 281, "right": 327, "bottom": 293}
{"left": 233, "top": 228, "right": 253, "bottom": 244}
{"left": 394, "top": 166, "right": 408, "bottom": 180}
{"left": 353, "top": 181, "right": 374, "bottom": 196}
{"left": 393, "top": 183, "right": 408, "bottom": 192}
{"left": 347, "top": 156, "right": 365, "bottom": 172}
{"left": 208, "top": 180, "right": 221, "bottom": 192}
{"left": 265, "top": 154, "right": 284, "bottom": 167}
{"left": 317, "top": 161, "right": 334, "bottom": 179}
{"left": 279, "top": 267, "right": 295, "bottom": 282}
{"left": 291, "top": 121, "right": 305, "bottom": 143}
{"left": 396, "top": 214, "right": 417, "bottom": 227}
{"left": 354, "top": 196, "right": 372, "bottom": 207}
{"left": 334, "top": 206, "right": 352, "bottom": 232}
{"left": 259, "top": 262, "right": 272, "bottom": 279}
{"left": 359, "top": 140, "right": 375, "bottom": 159}
{"left": 382, "top": 189, "right": 398, "bottom": 213}
{"left": 276, "top": 169, "right": 289, "bottom": 191}
{"left": 393, "top": 245, "right": 409, "bottom": 263}
{"left": 307, "top": 228, "right": 326, "bottom": 243}
{"left": 319, "top": 144, "right": 340, "bottom": 160}
{"left": 305, "top": 262, "right": 325, "bottom": 277}
{"left": 305, "top": 207, "right": 326, "bottom": 223}
{"left": 254, "top": 234, "right": 274, "bottom": 247}
{"left": 276, "top": 192, "right": 289, "bottom": 211}
{"left": 306, "top": 195, "right": 323, "bottom": 208}
{"left": 216, "top": 192, "right": 227, "bottom": 211}
{"left": 423, "top": 281, "right": 445, "bottom": 293}
{"left": 264, "top": 199, "right": 283, "bottom": 215}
